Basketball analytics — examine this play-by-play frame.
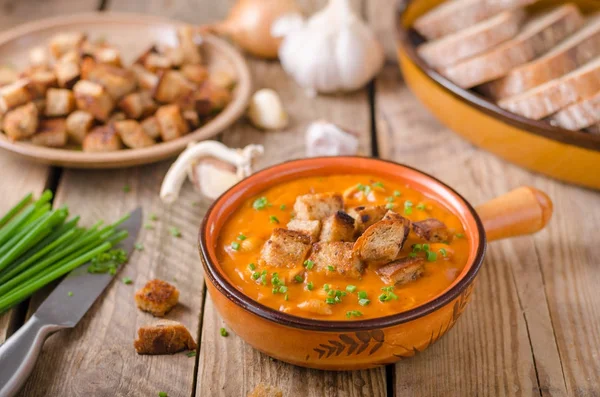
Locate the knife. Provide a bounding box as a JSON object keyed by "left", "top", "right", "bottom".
{"left": 0, "top": 207, "right": 142, "bottom": 397}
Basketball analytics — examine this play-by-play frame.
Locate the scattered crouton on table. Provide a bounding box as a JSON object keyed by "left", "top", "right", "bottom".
{"left": 135, "top": 279, "right": 180, "bottom": 317}
{"left": 134, "top": 319, "right": 197, "bottom": 355}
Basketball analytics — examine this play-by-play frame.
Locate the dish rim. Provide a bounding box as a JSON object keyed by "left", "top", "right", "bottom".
{"left": 198, "top": 157, "right": 487, "bottom": 332}
{"left": 395, "top": 0, "right": 600, "bottom": 153}
{"left": 0, "top": 12, "right": 252, "bottom": 168}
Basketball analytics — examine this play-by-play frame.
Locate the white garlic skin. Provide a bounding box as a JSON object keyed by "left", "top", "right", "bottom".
{"left": 305, "top": 121, "right": 359, "bottom": 157}
{"left": 275, "top": 0, "right": 385, "bottom": 94}
{"left": 247, "top": 88, "right": 289, "bottom": 130}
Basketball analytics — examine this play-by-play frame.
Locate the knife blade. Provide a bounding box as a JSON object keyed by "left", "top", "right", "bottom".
{"left": 33, "top": 206, "right": 142, "bottom": 327}
{"left": 0, "top": 207, "right": 142, "bottom": 397}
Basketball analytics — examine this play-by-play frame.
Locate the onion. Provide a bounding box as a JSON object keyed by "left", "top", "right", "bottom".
{"left": 205, "top": 0, "right": 301, "bottom": 59}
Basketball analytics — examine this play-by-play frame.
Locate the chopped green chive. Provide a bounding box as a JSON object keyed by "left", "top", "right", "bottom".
{"left": 346, "top": 310, "right": 363, "bottom": 318}
{"left": 186, "top": 351, "right": 196, "bottom": 357}
{"left": 149, "top": 213, "right": 158, "bottom": 221}
{"left": 357, "top": 184, "right": 372, "bottom": 195}
{"left": 68, "top": 291, "right": 73, "bottom": 297}
{"left": 306, "top": 281, "right": 314, "bottom": 291}
{"left": 253, "top": 197, "right": 269, "bottom": 210}
{"left": 323, "top": 284, "right": 330, "bottom": 291}
{"left": 169, "top": 227, "right": 181, "bottom": 237}
{"left": 220, "top": 328, "right": 228, "bottom": 337}
{"left": 251, "top": 272, "right": 260, "bottom": 280}
{"left": 423, "top": 243, "right": 430, "bottom": 251}
{"left": 237, "top": 234, "right": 247, "bottom": 241}
{"left": 279, "top": 286, "right": 288, "bottom": 293}
{"left": 404, "top": 200, "right": 413, "bottom": 215}
{"left": 248, "top": 263, "right": 256, "bottom": 271}
{"left": 294, "top": 275, "right": 304, "bottom": 283}
{"left": 123, "top": 185, "right": 131, "bottom": 193}
{"left": 456, "top": 233, "right": 465, "bottom": 238}
{"left": 372, "top": 181, "right": 384, "bottom": 188}
{"left": 379, "top": 286, "right": 398, "bottom": 302}
{"left": 385, "top": 203, "right": 394, "bottom": 210}
{"left": 144, "top": 223, "right": 154, "bottom": 230}
{"left": 416, "top": 203, "right": 426, "bottom": 211}
{"left": 269, "top": 215, "right": 280, "bottom": 224}
{"left": 284, "top": 294, "right": 289, "bottom": 301}
{"left": 394, "top": 190, "right": 401, "bottom": 197}
{"left": 409, "top": 252, "right": 417, "bottom": 258}
{"left": 386, "top": 196, "right": 394, "bottom": 202}
{"left": 327, "top": 265, "right": 335, "bottom": 272}
{"left": 231, "top": 242, "right": 240, "bottom": 251}
{"left": 358, "top": 291, "right": 368, "bottom": 299}
{"left": 358, "top": 298, "right": 370, "bottom": 306}
{"left": 158, "top": 392, "right": 168, "bottom": 397}
{"left": 304, "top": 260, "right": 314, "bottom": 270}
{"left": 134, "top": 243, "right": 144, "bottom": 251}
{"left": 326, "top": 297, "right": 336, "bottom": 304}
{"left": 122, "top": 277, "right": 132, "bottom": 285}
{"left": 426, "top": 251, "right": 438, "bottom": 262}
{"left": 346, "top": 285, "right": 357, "bottom": 293}
{"left": 280, "top": 204, "right": 286, "bottom": 210}
{"left": 439, "top": 248, "right": 447, "bottom": 257}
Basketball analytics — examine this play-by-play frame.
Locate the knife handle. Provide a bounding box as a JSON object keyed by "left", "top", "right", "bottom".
{"left": 0, "top": 315, "right": 65, "bottom": 397}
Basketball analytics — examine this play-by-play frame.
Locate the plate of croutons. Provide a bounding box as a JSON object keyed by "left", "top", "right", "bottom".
{"left": 0, "top": 12, "right": 251, "bottom": 168}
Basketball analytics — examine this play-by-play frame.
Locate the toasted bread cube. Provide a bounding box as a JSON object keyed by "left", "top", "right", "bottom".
{"left": 376, "top": 257, "right": 425, "bottom": 286}
{"left": 53, "top": 61, "right": 80, "bottom": 88}
{"left": 353, "top": 211, "right": 411, "bottom": 266}
{"left": 163, "top": 45, "right": 185, "bottom": 68}
{"left": 114, "top": 119, "right": 155, "bottom": 149}
{"left": 2, "top": 102, "right": 38, "bottom": 140}
{"left": 182, "top": 110, "right": 200, "bottom": 129}
{"left": 73, "top": 80, "right": 114, "bottom": 121}
{"left": 141, "top": 116, "right": 161, "bottom": 140}
{"left": 297, "top": 299, "right": 333, "bottom": 316}
{"left": 82, "top": 125, "right": 122, "bottom": 152}
{"left": 259, "top": 228, "right": 311, "bottom": 268}
{"left": 108, "top": 112, "right": 126, "bottom": 124}
{"left": 210, "top": 70, "right": 236, "bottom": 90}
{"left": 49, "top": 32, "right": 85, "bottom": 59}
{"left": 181, "top": 64, "right": 208, "bottom": 85}
{"left": 0, "top": 80, "right": 32, "bottom": 113}
{"left": 153, "top": 70, "right": 195, "bottom": 103}
{"left": 45, "top": 88, "right": 75, "bottom": 117}
{"left": 65, "top": 110, "right": 94, "bottom": 144}
{"left": 309, "top": 242, "right": 364, "bottom": 279}
{"left": 130, "top": 64, "right": 159, "bottom": 91}
{"left": 412, "top": 219, "right": 451, "bottom": 243}
{"left": 86, "top": 63, "right": 137, "bottom": 100}
{"left": 31, "top": 119, "right": 67, "bottom": 147}
{"left": 143, "top": 53, "right": 171, "bottom": 72}
{"left": 135, "top": 279, "right": 180, "bottom": 317}
{"left": 293, "top": 193, "right": 344, "bottom": 221}
{"left": 119, "top": 91, "right": 156, "bottom": 119}
{"left": 155, "top": 104, "right": 189, "bottom": 141}
{"left": 287, "top": 219, "right": 321, "bottom": 241}
{"left": 319, "top": 211, "right": 355, "bottom": 242}
{"left": 196, "top": 81, "right": 231, "bottom": 114}
{"left": 94, "top": 47, "right": 122, "bottom": 66}
{"left": 348, "top": 205, "right": 388, "bottom": 235}
{"left": 26, "top": 71, "right": 58, "bottom": 99}
{"left": 32, "top": 98, "right": 46, "bottom": 113}
{"left": 178, "top": 26, "right": 203, "bottom": 65}
{"left": 0, "top": 66, "right": 18, "bottom": 86}
{"left": 29, "top": 46, "right": 49, "bottom": 68}
{"left": 58, "top": 50, "right": 80, "bottom": 65}
{"left": 134, "top": 320, "right": 197, "bottom": 355}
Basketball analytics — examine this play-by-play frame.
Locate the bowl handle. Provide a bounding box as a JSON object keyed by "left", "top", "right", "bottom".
{"left": 474, "top": 187, "right": 553, "bottom": 242}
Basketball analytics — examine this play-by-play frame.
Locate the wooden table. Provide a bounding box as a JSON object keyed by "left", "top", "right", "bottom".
{"left": 1, "top": 1, "right": 599, "bottom": 396}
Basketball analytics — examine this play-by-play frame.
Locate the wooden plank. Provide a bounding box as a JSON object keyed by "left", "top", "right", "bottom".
{"left": 0, "top": 0, "right": 100, "bottom": 344}
{"left": 374, "top": 65, "right": 599, "bottom": 396}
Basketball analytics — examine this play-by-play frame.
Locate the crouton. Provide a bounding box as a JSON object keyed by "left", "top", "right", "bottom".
{"left": 376, "top": 257, "right": 425, "bottom": 286}
{"left": 135, "top": 279, "right": 180, "bottom": 317}
{"left": 195, "top": 81, "right": 231, "bottom": 114}
{"left": 182, "top": 110, "right": 200, "bottom": 129}
{"left": 163, "top": 45, "right": 185, "bottom": 68}
{"left": 27, "top": 71, "right": 58, "bottom": 99}
{"left": 348, "top": 205, "right": 388, "bottom": 235}
{"left": 82, "top": 125, "right": 122, "bottom": 152}
{"left": 130, "top": 64, "right": 159, "bottom": 91}
{"left": 0, "top": 66, "right": 18, "bottom": 86}
{"left": 140, "top": 116, "right": 161, "bottom": 140}
{"left": 155, "top": 104, "right": 189, "bottom": 141}
{"left": 319, "top": 211, "right": 355, "bottom": 242}
{"left": 287, "top": 219, "right": 321, "bottom": 241}
{"left": 73, "top": 80, "right": 114, "bottom": 121}
{"left": 297, "top": 299, "right": 333, "bottom": 316}
{"left": 181, "top": 64, "right": 208, "bottom": 85}
{"left": 85, "top": 63, "right": 137, "bottom": 100}
{"left": 353, "top": 212, "right": 411, "bottom": 266}
{"left": 94, "top": 47, "right": 122, "bottom": 67}
{"left": 108, "top": 111, "right": 126, "bottom": 123}
{"left": 2, "top": 102, "right": 38, "bottom": 140}
{"left": 118, "top": 91, "right": 156, "bottom": 119}
{"left": 293, "top": 193, "right": 344, "bottom": 221}
{"left": 32, "top": 98, "right": 45, "bottom": 114}
{"left": 143, "top": 53, "right": 171, "bottom": 72}
{"left": 49, "top": 32, "right": 85, "bottom": 59}
{"left": 45, "top": 88, "right": 75, "bottom": 116}
{"left": 412, "top": 219, "right": 452, "bottom": 243}
{"left": 53, "top": 61, "right": 80, "bottom": 88}
{"left": 57, "top": 50, "right": 80, "bottom": 65}
{"left": 133, "top": 319, "right": 197, "bottom": 355}
{"left": 29, "top": 46, "right": 49, "bottom": 68}
{"left": 66, "top": 110, "right": 94, "bottom": 144}
{"left": 210, "top": 70, "right": 236, "bottom": 90}
{"left": 0, "top": 80, "right": 32, "bottom": 113}
{"left": 309, "top": 242, "right": 364, "bottom": 279}
{"left": 114, "top": 119, "right": 155, "bottom": 149}
{"left": 31, "top": 119, "right": 68, "bottom": 147}
{"left": 177, "top": 26, "right": 203, "bottom": 65}
{"left": 153, "top": 70, "right": 195, "bottom": 103}
{"left": 259, "top": 228, "right": 311, "bottom": 268}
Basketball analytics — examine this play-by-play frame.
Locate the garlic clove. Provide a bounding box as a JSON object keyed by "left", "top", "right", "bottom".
{"left": 305, "top": 121, "right": 359, "bottom": 157}
{"left": 190, "top": 158, "right": 240, "bottom": 200}
{"left": 247, "top": 89, "right": 289, "bottom": 130}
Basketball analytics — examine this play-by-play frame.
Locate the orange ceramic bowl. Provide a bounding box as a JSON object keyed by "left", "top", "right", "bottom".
{"left": 396, "top": 0, "right": 600, "bottom": 190}
{"left": 198, "top": 157, "right": 551, "bottom": 370}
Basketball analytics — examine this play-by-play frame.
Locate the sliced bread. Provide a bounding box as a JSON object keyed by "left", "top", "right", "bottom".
{"left": 549, "top": 90, "right": 600, "bottom": 130}
{"left": 440, "top": 4, "right": 584, "bottom": 89}
{"left": 480, "top": 13, "right": 600, "bottom": 99}
{"left": 417, "top": 9, "right": 526, "bottom": 69}
{"left": 498, "top": 57, "right": 600, "bottom": 120}
{"left": 413, "top": 0, "right": 537, "bottom": 40}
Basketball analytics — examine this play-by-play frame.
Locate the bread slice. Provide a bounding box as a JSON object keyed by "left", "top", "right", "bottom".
{"left": 441, "top": 5, "right": 584, "bottom": 89}
{"left": 549, "top": 90, "right": 600, "bottom": 130}
{"left": 413, "top": 0, "right": 536, "bottom": 40}
{"left": 498, "top": 57, "right": 600, "bottom": 119}
{"left": 418, "top": 9, "right": 526, "bottom": 69}
{"left": 481, "top": 13, "right": 600, "bottom": 99}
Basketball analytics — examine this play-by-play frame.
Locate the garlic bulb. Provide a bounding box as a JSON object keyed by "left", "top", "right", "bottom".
{"left": 160, "top": 141, "right": 264, "bottom": 203}
{"left": 247, "top": 89, "right": 289, "bottom": 130}
{"left": 305, "top": 121, "right": 359, "bottom": 157}
{"left": 272, "top": 0, "right": 385, "bottom": 94}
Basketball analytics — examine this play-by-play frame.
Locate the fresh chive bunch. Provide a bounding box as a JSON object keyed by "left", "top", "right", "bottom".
{"left": 0, "top": 191, "right": 129, "bottom": 313}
